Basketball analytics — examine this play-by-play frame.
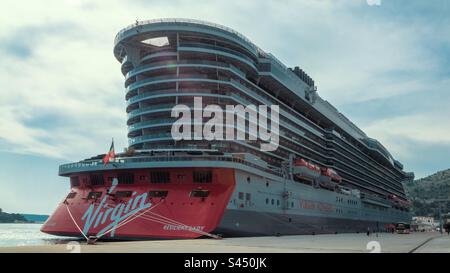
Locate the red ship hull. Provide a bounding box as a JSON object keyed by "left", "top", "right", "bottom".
{"left": 41, "top": 167, "right": 236, "bottom": 239}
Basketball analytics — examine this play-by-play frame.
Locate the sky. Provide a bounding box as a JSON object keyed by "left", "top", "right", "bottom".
{"left": 0, "top": 0, "right": 449, "bottom": 214}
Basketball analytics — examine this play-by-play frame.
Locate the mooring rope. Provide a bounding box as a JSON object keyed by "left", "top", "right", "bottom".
{"left": 94, "top": 200, "right": 165, "bottom": 241}
{"left": 65, "top": 203, "right": 89, "bottom": 241}
{"left": 102, "top": 200, "right": 221, "bottom": 239}
{"left": 65, "top": 196, "right": 221, "bottom": 243}
{"left": 64, "top": 198, "right": 162, "bottom": 243}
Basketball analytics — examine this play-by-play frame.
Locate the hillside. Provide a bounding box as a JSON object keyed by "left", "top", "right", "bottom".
{"left": 404, "top": 169, "right": 450, "bottom": 218}
{"left": 0, "top": 209, "right": 48, "bottom": 223}
{"left": 22, "top": 214, "right": 49, "bottom": 223}
{"left": 0, "top": 209, "right": 30, "bottom": 223}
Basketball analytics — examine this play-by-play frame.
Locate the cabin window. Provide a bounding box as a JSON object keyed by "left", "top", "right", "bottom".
{"left": 66, "top": 192, "right": 77, "bottom": 199}
{"left": 246, "top": 193, "right": 251, "bottom": 201}
{"left": 177, "top": 174, "right": 186, "bottom": 181}
{"left": 271, "top": 199, "right": 274, "bottom": 205}
{"left": 266, "top": 198, "right": 269, "bottom": 204}
{"left": 118, "top": 172, "right": 134, "bottom": 184}
{"left": 193, "top": 170, "right": 212, "bottom": 183}
{"left": 70, "top": 176, "right": 80, "bottom": 187}
{"left": 115, "top": 191, "right": 132, "bottom": 198}
{"left": 150, "top": 171, "right": 170, "bottom": 184}
{"left": 87, "top": 192, "right": 102, "bottom": 200}
{"left": 238, "top": 192, "right": 244, "bottom": 200}
{"left": 190, "top": 190, "right": 209, "bottom": 198}
{"left": 90, "top": 174, "right": 104, "bottom": 186}
{"left": 149, "top": 190, "right": 169, "bottom": 198}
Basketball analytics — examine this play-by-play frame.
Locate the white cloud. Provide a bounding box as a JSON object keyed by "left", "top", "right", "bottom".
{"left": 0, "top": 0, "right": 448, "bottom": 167}
{"left": 362, "top": 110, "right": 450, "bottom": 160}
{"left": 0, "top": 1, "right": 131, "bottom": 159}
{"left": 0, "top": 0, "right": 449, "bottom": 214}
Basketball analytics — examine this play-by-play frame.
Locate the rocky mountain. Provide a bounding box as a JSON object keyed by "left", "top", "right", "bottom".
{"left": 404, "top": 169, "right": 450, "bottom": 218}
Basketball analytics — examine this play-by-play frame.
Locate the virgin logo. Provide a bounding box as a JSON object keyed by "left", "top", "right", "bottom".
{"left": 81, "top": 178, "right": 151, "bottom": 237}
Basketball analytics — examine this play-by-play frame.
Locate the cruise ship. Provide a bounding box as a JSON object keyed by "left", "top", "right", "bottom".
{"left": 41, "top": 19, "right": 414, "bottom": 240}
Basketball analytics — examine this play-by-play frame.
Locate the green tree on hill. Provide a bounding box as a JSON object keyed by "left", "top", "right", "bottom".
{"left": 405, "top": 169, "right": 450, "bottom": 218}
{"left": 0, "top": 209, "right": 29, "bottom": 223}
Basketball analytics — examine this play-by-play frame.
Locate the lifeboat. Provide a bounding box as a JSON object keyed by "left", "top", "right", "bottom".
{"left": 319, "top": 180, "right": 338, "bottom": 191}
{"left": 388, "top": 194, "right": 411, "bottom": 207}
{"left": 317, "top": 167, "right": 342, "bottom": 191}
{"left": 293, "top": 158, "right": 321, "bottom": 180}
{"left": 321, "top": 167, "right": 342, "bottom": 183}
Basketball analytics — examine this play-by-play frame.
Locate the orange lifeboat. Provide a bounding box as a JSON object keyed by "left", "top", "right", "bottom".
{"left": 388, "top": 194, "right": 411, "bottom": 207}
{"left": 321, "top": 167, "right": 342, "bottom": 183}
{"left": 317, "top": 167, "right": 342, "bottom": 191}
{"left": 293, "top": 158, "right": 321, "bottom": 179}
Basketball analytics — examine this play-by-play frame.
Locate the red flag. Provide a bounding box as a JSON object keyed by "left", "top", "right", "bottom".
{"left": 103, "top": 139, "right": 115, "bottom": 165}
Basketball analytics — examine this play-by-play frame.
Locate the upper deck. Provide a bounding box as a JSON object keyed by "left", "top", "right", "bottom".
{"left": 108, "top": 18, "right": 415, "bottom": 198}
{"left": 58, "top": 152, "right": 282, "bottom": 180}
{"left": 113, "top": 18, "right": 395, "bottom": 166}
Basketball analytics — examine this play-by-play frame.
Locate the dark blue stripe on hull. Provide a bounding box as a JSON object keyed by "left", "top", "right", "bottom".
{"left": 216, "top": 209, "right": 391, "bottom": 237}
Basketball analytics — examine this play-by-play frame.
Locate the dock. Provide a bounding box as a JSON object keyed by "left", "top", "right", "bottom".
{"left": 1, "top": 232, "right": 449, "bottom": 253}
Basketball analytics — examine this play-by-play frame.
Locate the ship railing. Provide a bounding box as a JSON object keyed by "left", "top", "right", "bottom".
{"left": 360, "top": 193, "right": 397, "bottom": 206}
{"left": 59, "top": 155, "right": 282, "bottom": 176}
{"left": 128, "top": 103, "right": 175, "bottom": 116}
{"left": 128, "top": 118, "right": 176, "bottom": 131}
{"left": 127, "top": 92, "right": 178, "bottom": 105}
{"left": 114, "top": 18, "right": 265, "bottom": 55}
{"left": 126, "top": 74, "right": 221, "bottom": 93}
{"left": 126, "top": 60, "right": 246, "bottom": 85}
{"left": 127, "top": 89, "right": 255, "bottom": 119}
{"left": 128, "top": 133, "right": 173, "bottom": 144}
{"left": 127, "top": 89, "right": 221, "bottom": 105}
{"left": 179, "top": 42, "right": 255, "bottom": 64}
{"left": 126, "top": 60, "right": 228, "bottom": 78}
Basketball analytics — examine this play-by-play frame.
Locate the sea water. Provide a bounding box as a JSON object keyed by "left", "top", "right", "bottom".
{"left": 0, "top": 223, "right": 76, "bottom": 247}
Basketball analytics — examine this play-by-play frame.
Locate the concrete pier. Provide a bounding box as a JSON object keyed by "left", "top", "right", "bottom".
{"left": 1, "top": 232, "right": 449, "bottom": 253}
